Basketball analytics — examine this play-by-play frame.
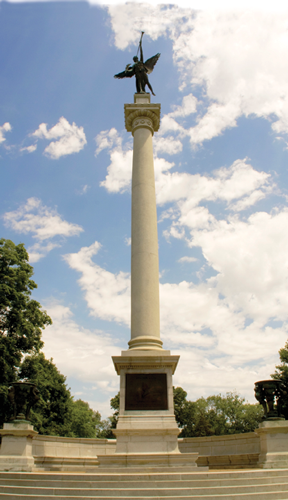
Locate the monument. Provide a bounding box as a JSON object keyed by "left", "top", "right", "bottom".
{"left": 98, "top": 34, "right": 198, "bottom": 469}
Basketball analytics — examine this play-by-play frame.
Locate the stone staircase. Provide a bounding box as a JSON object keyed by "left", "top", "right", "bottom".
{"left": 1, "top": 469, "right": 288, "bottom": 499}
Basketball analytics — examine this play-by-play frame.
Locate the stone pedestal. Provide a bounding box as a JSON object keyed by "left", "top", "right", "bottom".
{"left": 97, "top": 350, "right": 199, "bottom": 469}
{"left": 113, "top": 350, "right": 180, "bottom": 454}
{"left": 255, "top": 420, "right": 288, "bottom": 468}
{"left": 0, "top": 421, "right": 38, "bottom": 471}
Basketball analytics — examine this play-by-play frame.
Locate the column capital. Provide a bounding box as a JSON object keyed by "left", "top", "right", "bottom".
{"left": 125, "top": 94, "right": 161, "bottom": 135}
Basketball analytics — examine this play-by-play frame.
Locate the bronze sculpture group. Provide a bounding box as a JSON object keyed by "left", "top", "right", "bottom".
{"left": 114, "top": 32, "right": 160, "bottom": 96}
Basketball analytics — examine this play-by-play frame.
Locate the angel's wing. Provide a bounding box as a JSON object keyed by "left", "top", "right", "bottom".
{"left": 114, "top": 66, "right": 135, "bottom": 79}
{"left": 144, "top": 53, "right": 160, "bottom": 74}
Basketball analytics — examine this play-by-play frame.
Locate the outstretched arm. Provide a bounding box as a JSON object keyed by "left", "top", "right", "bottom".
{"left": 114, "top": 67, "right": 135, "bottom": 79}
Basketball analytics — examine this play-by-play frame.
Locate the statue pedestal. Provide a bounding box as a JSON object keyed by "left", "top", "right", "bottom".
{"left": 0, "top": 421, "right": 38, "bottom": 472}
{"left": 97, "top": 350, "right": 199, "bottom": 469}
{"left": 255, "top": 420, "right": 288, "bottom": 468}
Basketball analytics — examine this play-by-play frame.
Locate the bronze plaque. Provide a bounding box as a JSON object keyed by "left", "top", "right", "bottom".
{"left": 125, "top": 373, "right": 168, "bottom": 411}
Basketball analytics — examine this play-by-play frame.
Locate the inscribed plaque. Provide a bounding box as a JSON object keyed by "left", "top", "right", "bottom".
{"left": 125, "top": 373, "right": 168, "bottom": 410}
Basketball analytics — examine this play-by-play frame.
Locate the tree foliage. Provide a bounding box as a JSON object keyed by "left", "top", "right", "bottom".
{"left": 19, "top": 353, "right": 75, "bottom": 436}
{"left": 272, "top": 339, "right": 288, "bottom": 419}
{"left": 0, "top": 239, "right": 52, "bottom": 425}
{"left": 19, "top": 353, "right": 110, "bottom": 438}
{"left": 174, "top": 387, "right": 263, "bottom": 437}
{"left": 96, "top": 392, "right": 119, "bottom": 439}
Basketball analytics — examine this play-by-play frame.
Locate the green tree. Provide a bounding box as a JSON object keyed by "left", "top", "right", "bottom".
{"left": 0, "top": 239, "right": 52, "bottom": 425}
{"left": 19, "top": 353, "right": 109, "bottom": 438}
{"left": 194, "top": 393, "right": 263, "bottom": 436}
{"left": 173, "top": 387, "right": 262, "bottom": 437}
{"left": 272, "top": 339, "right": 288, "bottom": 419}
{"left": 173, "top": 387, "right": 198, "bottom": 437}
{"left": 98, "top": 392, "right": 119, "bottom": 439}
{"left": 19, "top": 353, "right": 74, "bottom": 436}
{"left": 70, "top": 400, "right": 98, "bottom": 438}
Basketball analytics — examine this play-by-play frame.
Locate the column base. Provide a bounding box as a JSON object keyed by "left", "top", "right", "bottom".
{"left": 128, "top": 336, "right": 163, "bottom": 350}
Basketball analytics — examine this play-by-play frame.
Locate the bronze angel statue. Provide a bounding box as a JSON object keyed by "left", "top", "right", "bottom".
{"left": 114, "top": 32, "right": 160, "bottom": 96}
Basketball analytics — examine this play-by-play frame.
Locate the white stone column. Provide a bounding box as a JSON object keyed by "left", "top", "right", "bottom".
{"left": 125, "top": 94, "right": 162, "bottom": 350}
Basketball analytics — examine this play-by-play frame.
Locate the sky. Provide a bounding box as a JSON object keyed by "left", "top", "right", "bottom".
{"left": 1, "top": 0, "right": 288, "bottom": 418}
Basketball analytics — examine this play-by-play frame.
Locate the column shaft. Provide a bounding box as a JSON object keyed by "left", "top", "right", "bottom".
{"left": 129, "top": 126, "right": 161, "bottom": 350}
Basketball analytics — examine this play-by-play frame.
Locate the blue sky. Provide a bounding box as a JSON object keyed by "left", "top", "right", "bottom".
{"left": 1, "top": 0, "right": 288, "bottom": 417}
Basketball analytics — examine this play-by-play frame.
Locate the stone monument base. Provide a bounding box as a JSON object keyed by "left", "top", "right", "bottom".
{"left": 99, "top": 349, "right": 201, "bottom": 469}
{"left": 112, "top": 350, "right": 180, "bottom": 453}
{"left": 0, "top": 421, "right": 38, "bottom": 472}
{"left": 255, "top": 420, "right": 288, "bottom": 468}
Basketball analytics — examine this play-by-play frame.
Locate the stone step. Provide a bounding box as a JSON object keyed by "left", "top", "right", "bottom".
{"left": 1, "top": 470, "right": 288, "bottom": 499}
{"left": 2, "top": 470, "right": 288, "bottom": 480}
{"left": 1, "top": 482, "right": 288, "bottom": 496}
{"left": 0, "top": 469, "right": 288, "bottom": 484}
{"left": 2, "top": 493, "right": 288, "bottom": 500}
{"left": 1, "top": 476, "right": 288, "bottom": 488}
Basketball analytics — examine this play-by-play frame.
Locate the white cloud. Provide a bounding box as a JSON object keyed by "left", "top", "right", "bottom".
{"left": 169, "top": 94, "right": 198, "bottom": 118}
{"left": 108, "top": 4, "right": 183, "bottom": 51}
{"left": 76, "top": 184, "right": 90, "bottom": 195}
{"left": 173, "top": 347, "right": 278, "bottom": 402}
{"left": 100, "top": 149, "right": 133, "bottom": 193}
{"left": 0, "top": 122, "right": 11, "bottom": 144}
{"left": 159, "top": 115, "right": 186, "bottom": 137}
{"left": 28, "top": 242, "right": 61, "bottom": 263}
{"left": 3, "top": 197, "right": 83, "bottom": 240}
{"left": 95, "top": 128, "right": 122, "bottom": 156}
{"left": 95, "top": 128, "right": 133, "bottom": 193}
{"left": 154, "top": 136, "right": 182, "bottom": 155}
{"left": 64, "top": 242, "right": 130, "bottom": 325}
{"left": 155, "top": 158, "right": 271, "bottom": 208}
{"left": 3, "top": 198, "right": 83, "bottom": 260}
{"left": 103, "top": 0, "right": 288, "bottom": 11}
{"left": 178, "top": 256, "right": 198, "bottom": 263}
{"left": 20, "top": 144, "right": 37, "bottom": 153}
{"left": 189, "top": 210, "right": 288, "bottom": 325}
{"left": 32, "top": 117, "right": 87, "bottom": 159}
